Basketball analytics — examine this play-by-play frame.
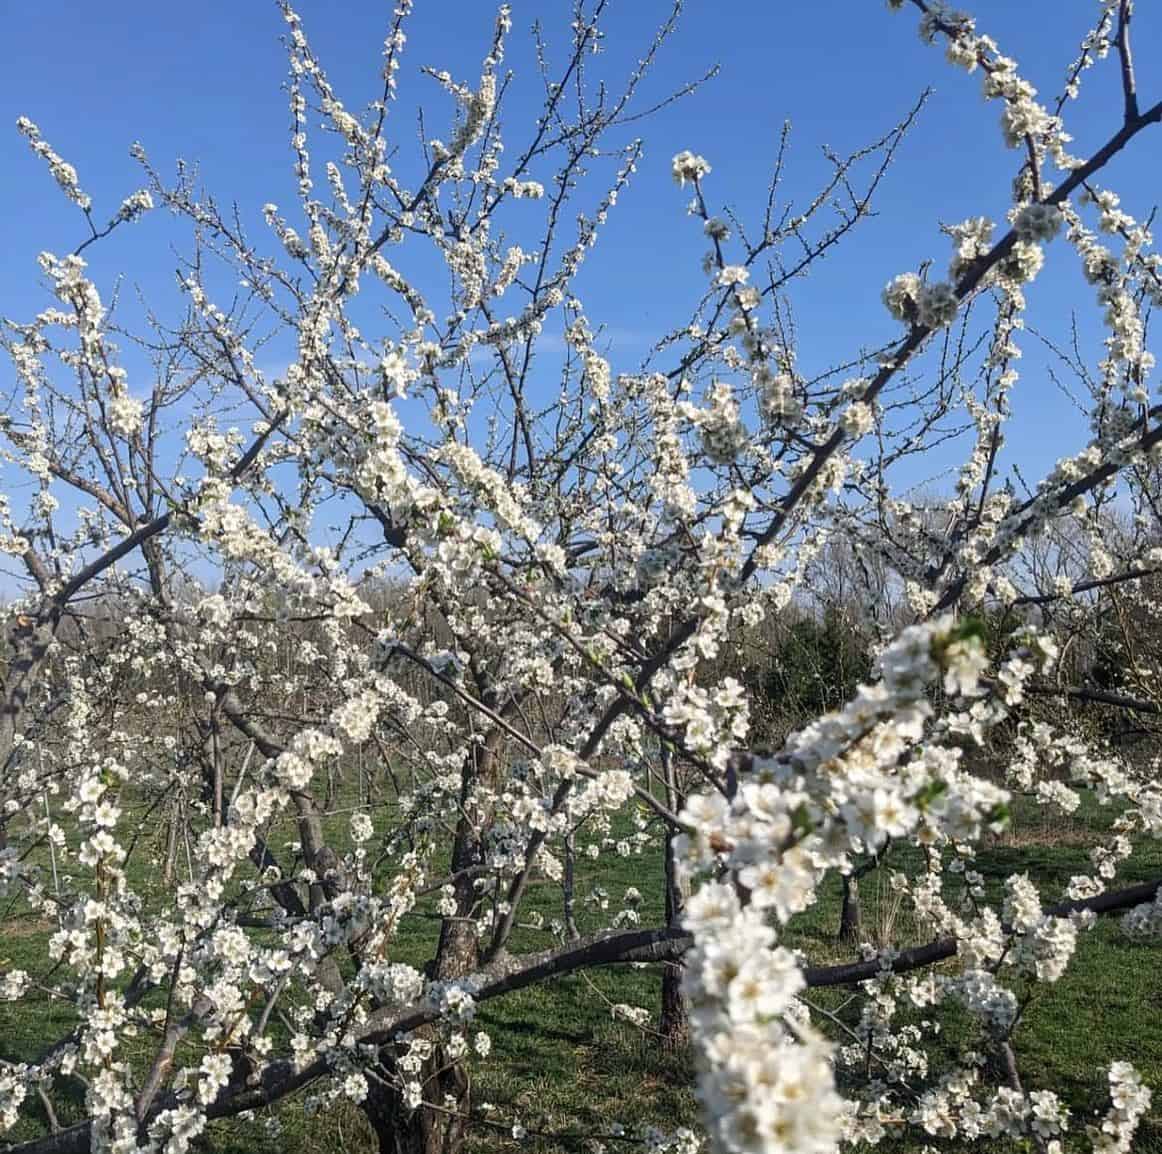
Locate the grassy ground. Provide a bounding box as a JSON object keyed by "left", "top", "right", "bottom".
{"left": 2, "top": 792, "right": 1160, "bottom": 1152}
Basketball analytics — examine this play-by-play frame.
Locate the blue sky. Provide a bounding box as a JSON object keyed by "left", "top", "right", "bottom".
{"left": 1, "top": 0, "right": 1159, "bottom": 504}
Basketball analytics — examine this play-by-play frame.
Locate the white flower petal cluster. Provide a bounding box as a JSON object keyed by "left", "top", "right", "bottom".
{"left": 672, "top": 150, "right": 711, "bottom": 187}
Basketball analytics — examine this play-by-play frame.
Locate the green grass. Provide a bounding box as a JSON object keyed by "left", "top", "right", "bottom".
{"left": 2, "top": 793, "right": 1161, "bottom": 1152}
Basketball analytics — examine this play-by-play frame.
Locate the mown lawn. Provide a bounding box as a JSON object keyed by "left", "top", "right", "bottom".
{"left": 2, "top": 792, "right": 1160, "bottom": 1152}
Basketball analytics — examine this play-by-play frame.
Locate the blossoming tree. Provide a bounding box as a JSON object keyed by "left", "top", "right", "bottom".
{"left": 2, "top": 1, "right": 1162, "bottom": 1153}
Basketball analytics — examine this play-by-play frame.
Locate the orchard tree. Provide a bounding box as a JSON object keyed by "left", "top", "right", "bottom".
{"left": 2, "top": 2, "right": 1162, "bottom": 1154}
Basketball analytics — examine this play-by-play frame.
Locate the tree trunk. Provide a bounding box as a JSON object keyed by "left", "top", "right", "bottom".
{"left": 563, "top": 832, "right": 580, "bottom": 941}
{"left": 199, "top": 717, "right": 224, "bottom": 829}
{"left": 659, "top": 959, "right": 688, "bottom": 1048}
{"left": 838, "top": 873, "right": 862, "bottom": 944}
{"left": 658, "top": 752, "right": 690, "bottom": 1048}
{"left": 1, "top": 612, "right": 61, "bottom": 854}
{"left": 162, "top": 797, "right": 181, "bottom": 885}
{"left": 363, "top": 1060, "right": 469, "bottom": 1154}
{"left": 365, "top": 725, "right": 506, "bottom": 1154}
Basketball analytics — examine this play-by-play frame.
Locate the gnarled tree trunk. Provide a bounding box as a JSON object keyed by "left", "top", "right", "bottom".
{"left": 361, "top": 727, "right": 504, "bottom": 1154}
{"left": 363, "top": 1053, "right": 470, "bottom": 1154}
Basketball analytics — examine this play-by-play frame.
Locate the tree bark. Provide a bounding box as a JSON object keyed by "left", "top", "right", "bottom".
{"left": 1, "top": 611, "right": 61, "bottom": 852}
{"left": 838, "top": 873, "right": 862, "bottom": 944}
{"left": 161, "top": 797, "right": 181, "bottom": 885}
{"left": 658, "top": 750, "right": 689, "bottom": 1047}
{"left": 658, "top": 848, "right": 690, "bottom": 1045}
{"left": 563, "top": 832, "right": 580, "bottom": 941}
{"left": 363, "top": 1063, "right": 468, "bottom": 1154}
{"left": 659, "top": 958, "right": 688, "bottom": 1048}
{"left": 361, "top": 727, "right": 505, "bottom": 1154}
